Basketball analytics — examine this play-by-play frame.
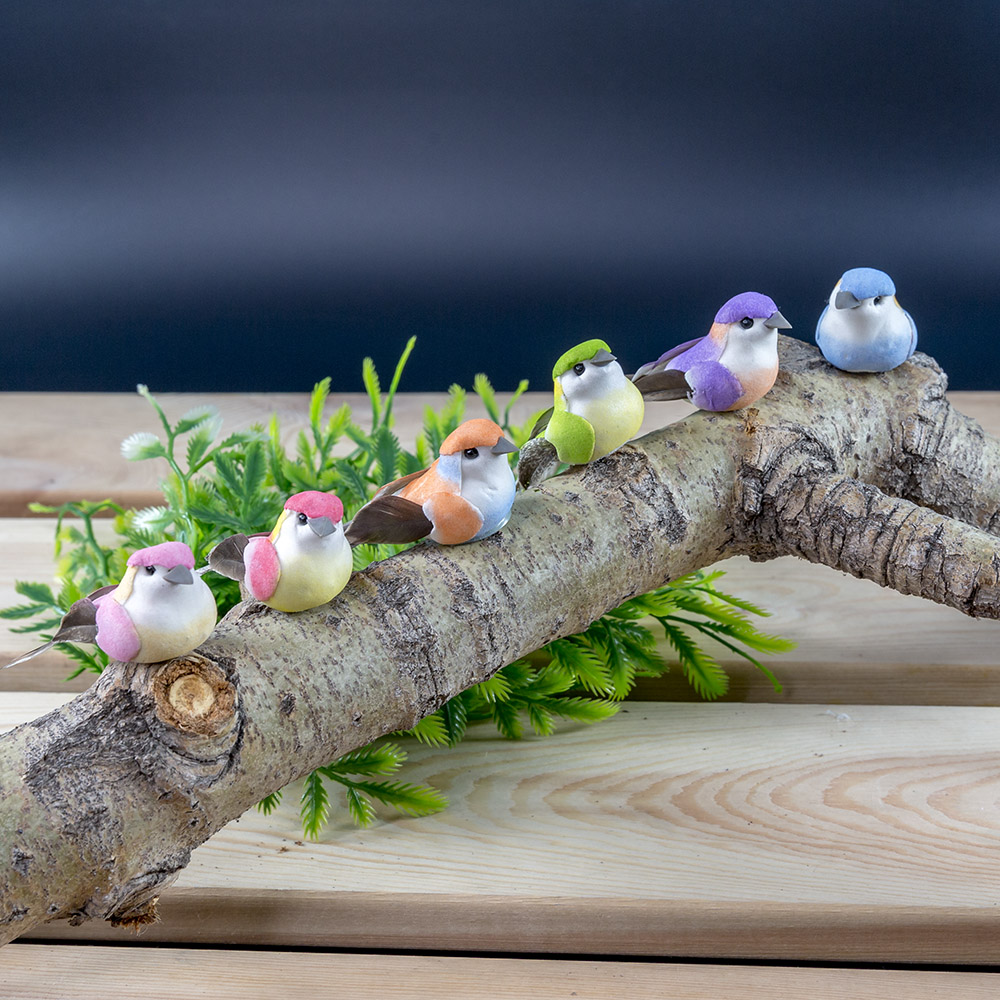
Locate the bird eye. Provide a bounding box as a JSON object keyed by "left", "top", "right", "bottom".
{"left": 464, "top": 448, "right": 479, "bottom": 459}
{"left": 145, "top": 565, "right": 156, "bottom": 575}
{"left": 873, "top": 296, "right": 882, "bottom": 305}
{"left": 739, "top": 317, "right": 754, "bottom": 329}
{"left": 297, "top": 512, "right": 308, "bottom": 524}
{"left": 573, "top": 363, "right": 586, "bottom": 376}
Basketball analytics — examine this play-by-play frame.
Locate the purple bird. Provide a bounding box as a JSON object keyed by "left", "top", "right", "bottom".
{"left": 632, "top": 292, "right": 792, "bottom": 411}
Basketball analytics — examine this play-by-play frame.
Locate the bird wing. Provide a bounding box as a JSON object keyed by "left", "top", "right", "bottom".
{"left": 244, "top": 536, "right": 281, "bottom": 602}
{"left": 814, "top": 304, "right": 829, "bottom": 350}
{"left": 685, "top": 361, "right": 744, "bottom": 411}
{"left": 529, "top": 406, "right": 555, "bottom": 439}
{"left": 208, "top": 533, "right": 250, "bottom": 584}
{"left": 94, "top": 597, "right": 142, "bottom": 662}
{"left": 344, "top": 495, "right": 434, "bottom": 546}
{"left": 422, "top": 493, "right": 483, "bottom": 545}
{"left": 3, "top": 596, "right": 101, "bottom": 669}
{"left": 904, "top": 308, "right": 918, "bottom": 358}
{"left": 372, "top": 468, "right": 430, "bottom": 500}
{"left": 631, "top": 336, "right": 706, "bottom": 379}
{"left": 631, "top": 368, "right": 691, "bottom": 401}
{"left": 545, "top": 407, "right": 596, "bottom": 465}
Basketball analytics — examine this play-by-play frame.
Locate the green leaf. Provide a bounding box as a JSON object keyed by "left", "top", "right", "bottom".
{"left": 440, "top": 695, "right": 468, "bottom": 745}
{"left": 300, "top": 770, "right": 330, "bottom": 840}
{"left": 491, "top": 699, "right": 523, "bottom": 740}
{"left": 473, "top": 373, "right": 500, "bottom": 424}
{"left": 309, "top": 378, "right": 332, "bottom": 436}
{"left": 543, "top": 695, "right": 619, "bottom": 725}
{"left": 382, "top": 336, "right": 417, "bottom": 427}
{"left": 175, "top": 404, "right": 221, "bottom": 435}
{"left": 401, "top": 713, "right": 451, "bottom": 747}
{"left": 526, "top": 703, "right": 555, "bottom": 736}
{"left": 547, "top": 638, "right": 613, "bottom": 696}
{"left": 372, "top": 426, "right": 401, "bottom": 485}
{"left": 659, "top": 620, "right": 729, "bottom": 699}
{"left": 345, "top": 786, "right": 377, "bottom": 827}
{"left": 257, "top": 791, "right": 283, "bottom": 815}
{"left": 120, "top": 431, "right": 166, "bottom": 461}
{"left": 471, "top": 672, "right": 512, "bottom": 703}
{"left": 323, "top": 743, "right": 406, "bottom": 777}
{"left": 348, "top": 779, "right": 448, "bottom": 818}
{"left": 362, "top": 358, "right": 382, "bottom": 427}
{"left": 13, "top": 581, "right": 56, "bottom": 605}
{"left": 0, "top": 603, "right": 52, "bottom": 620}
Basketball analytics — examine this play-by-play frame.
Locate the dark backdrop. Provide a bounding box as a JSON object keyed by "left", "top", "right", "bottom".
{"left": 4, "top": 1, "right": 999, "bottom": 394}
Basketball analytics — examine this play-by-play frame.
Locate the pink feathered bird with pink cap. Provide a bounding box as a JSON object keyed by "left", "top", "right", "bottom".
{"left": 209, "top": 491, "right": 353, "bottom": 612}
{"left": 5, "top": 541, "right": 217, "bottom": 668}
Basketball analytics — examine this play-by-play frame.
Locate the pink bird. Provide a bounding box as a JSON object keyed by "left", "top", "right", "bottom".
{"left": 209, "top": 491, "right": 353, "bottom": 612}
{"left": 6, "top": 541, "right": 217, "bottom": 667}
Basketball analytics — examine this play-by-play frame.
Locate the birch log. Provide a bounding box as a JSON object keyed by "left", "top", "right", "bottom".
{"left": 2, "top": 337, "right": 998, "bottom": 946}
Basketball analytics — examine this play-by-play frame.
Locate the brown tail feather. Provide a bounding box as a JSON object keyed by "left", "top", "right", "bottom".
{"left": 345, "top": 496, "right": 433, "bottom": 546}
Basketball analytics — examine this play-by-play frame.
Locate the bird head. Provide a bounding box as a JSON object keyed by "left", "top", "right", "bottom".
{"left": 551, "top": 339, "right": 628, "bottom": 406}
{"left": 832, "top": 267, "right": 899, "bottom": 313}
{"left": 438, "top": 418, "right": 516, "bottom": 491}
{"left": 272, "top": 491, "right": 346, "bottom": 547}
{"left": 714, "top": 292, "right": 792, "bottom": 342}
{"left": 117, "top": 541, "right": 197, "bottom": 602}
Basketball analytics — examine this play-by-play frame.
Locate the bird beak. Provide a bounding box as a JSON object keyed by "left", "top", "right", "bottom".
{"left": 309, "top": 516, "right": 336, "bottom": 537}
{"left": 491, "top": 436, "right": 517, "bottom": 455}
{"left": 163, "top": 565, "right": 194, "bottom": 585}
{"left": 834, "top": 290, "right": 862, "bottom": 310}
{"left": 764, "top": 310, "right": 792, "bottom": 330}
{"left": 590, "top": 348, "right": 617, "bottom": 366}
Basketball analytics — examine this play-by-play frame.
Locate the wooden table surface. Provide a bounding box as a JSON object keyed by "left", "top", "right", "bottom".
{"left": 2, "top": 389, "right": 999, "bottom": 996}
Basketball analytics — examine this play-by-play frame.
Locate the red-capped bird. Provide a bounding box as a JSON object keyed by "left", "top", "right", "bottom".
{"left": 209, "top": 491, "right": 352, "bottom": 612}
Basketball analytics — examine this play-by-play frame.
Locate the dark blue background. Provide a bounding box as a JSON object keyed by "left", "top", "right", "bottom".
{"left": 4, "top": 1, "right": 999, "bottom": 393}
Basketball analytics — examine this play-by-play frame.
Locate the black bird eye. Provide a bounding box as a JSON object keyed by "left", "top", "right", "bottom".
{"left": 573, "top": 363, "right": 586, "bottom": 375}
{"left": 739, "top": 317, "right": 754, "bottom": 329}
{"left": 145, "top": 565, "right": 156, "bottom": 575}
{"left": 873, "top": 296, "right": 882, "bottom": 305}
{"left": 297, "top": 512, "right": 308, "bottom": 524}
{"left": 464, "top": 448, "right": 479, "bottom": 459}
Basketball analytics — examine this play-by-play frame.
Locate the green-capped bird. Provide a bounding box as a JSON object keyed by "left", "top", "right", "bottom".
{"left": 517, "top": 339, "right": 644, "bottom": 489}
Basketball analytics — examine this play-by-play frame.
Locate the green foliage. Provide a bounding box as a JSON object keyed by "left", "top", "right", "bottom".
{"left": 3, "top": 339, "right": 795, "bottom": 837}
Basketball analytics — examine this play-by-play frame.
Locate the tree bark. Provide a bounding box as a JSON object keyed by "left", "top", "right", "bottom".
{"left": 2, "top": 337, "right": 998, "bottom": 945}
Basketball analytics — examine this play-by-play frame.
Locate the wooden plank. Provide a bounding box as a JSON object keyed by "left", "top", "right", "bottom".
{"left": 3, "top": 946, "right": 999, "bottom": 1000}
{"left": 8, "top": 695, "right": 1000, "bottom": 962}
{"left": 2, "top": 389, "right": 990, "bottom": 515}
{"left": 4, "top": 517, "right": 999, "bottom": 704}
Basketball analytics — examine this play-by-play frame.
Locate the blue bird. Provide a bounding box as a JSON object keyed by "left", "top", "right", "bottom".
{"left": 815, "top": 268, "right": 917, "bottom": 373}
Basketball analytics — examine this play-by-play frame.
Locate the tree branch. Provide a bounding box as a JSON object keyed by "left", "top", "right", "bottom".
{"left": 2, "top": 337, "right": 998, "bottom": 945}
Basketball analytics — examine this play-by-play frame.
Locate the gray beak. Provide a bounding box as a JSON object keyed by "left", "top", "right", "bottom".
{"left": 309, "top": 516, "right": 336, "bottom": 538}
{"left": 834, "top": 290, "right": 862, "bottom": 310}
{"left": 163, "top": 565, "right": 194, "bottom": 585}
{"left": 491, "top": 436, "right": 517, "bottom": 455}
{"left": 764, "top": 310, "right": 793, "bottom": 330}
{"left": 590, "top": 348, "right": 617, "bottom": 366}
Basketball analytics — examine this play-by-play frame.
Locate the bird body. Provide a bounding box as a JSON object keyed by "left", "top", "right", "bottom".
{"left": 210, "top": 491, "right": 352, "bottom": 613}
{"left": 632, "top": 292, "right": 791, "bottom": 411}
{"left": 543, "top": 339, "right": 644, "bottom": 465}
{"left": 346, "top": 419, "right": 517, "bottom": 547}
{"left": 6, "top": 541, "right": 217, "bottom": 668}
{"left": 815, "top": 268, "right": 917, "bottom": 373}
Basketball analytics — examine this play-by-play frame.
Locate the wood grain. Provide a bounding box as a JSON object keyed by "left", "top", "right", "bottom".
{"left": 7, "top": 695, "right": 1000, "bottom": 962}
{"left": 3, "top": 946, "right": 999, "bottom": 1000}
